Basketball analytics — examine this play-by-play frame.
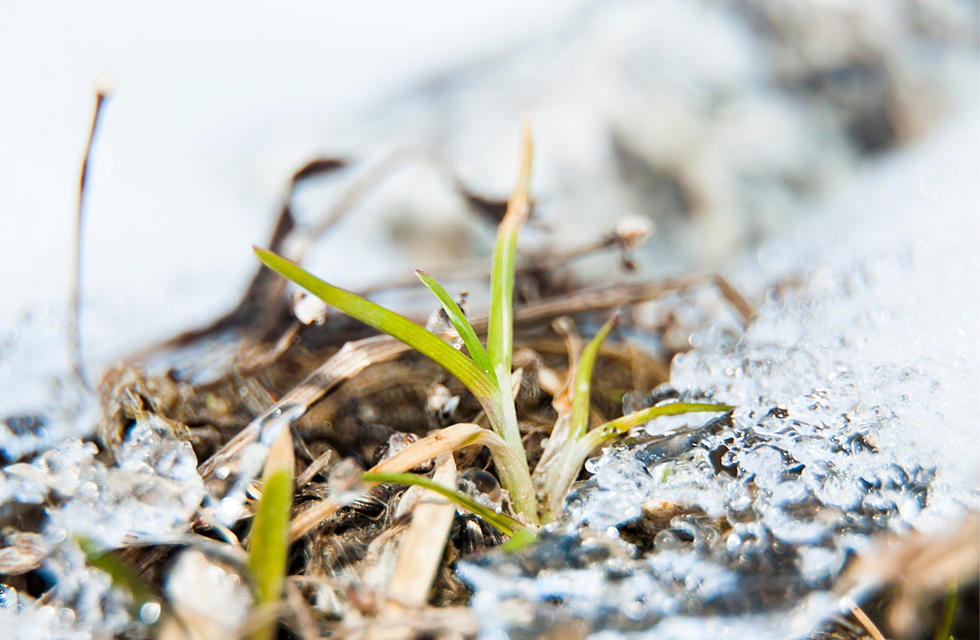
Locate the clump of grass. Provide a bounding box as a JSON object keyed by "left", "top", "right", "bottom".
{"left": 255, "top": 123, "right": 730, "bottom": 532}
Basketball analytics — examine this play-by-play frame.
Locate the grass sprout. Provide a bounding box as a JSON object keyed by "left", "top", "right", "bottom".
{"left": 935, "top": 581, "right": 957, "bottom": 640}
{"left": 255, "top": 123, "right": 731, "bottom": 531}
{"left": 246, "top": 426, "right": 294, "bottom": 640}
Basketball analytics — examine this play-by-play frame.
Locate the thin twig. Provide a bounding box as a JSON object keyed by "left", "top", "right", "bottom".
{"left": 503, "top": 271, "right": 755, "bottom": 327}
{"left": 355, "top": 455, "right": 458, "bottom": 640}
{"left": 298, "top": 145, "right": 508, "bottom": 262}
{"left": 70, "top": 79, "right": 112, "bottom": 389}
{"left": 283, "top": 579, "right": 318, "bottom": 640}
{"left": 198, "top": 335, "right": 411, "bottom": 479}
{"left": 843, "top": 597, "right": 887, "bottom": 640}
{"left": 296, "top": 447, "right": 337, "bottom": 487}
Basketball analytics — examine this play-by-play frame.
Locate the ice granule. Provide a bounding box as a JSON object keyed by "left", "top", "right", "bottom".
{"left": 0, "top": 414, "right": 207, "bottom": 638}
{"left": 211, "top": 401, "right": 307, "bottom": 526}
{"left": 41, "top": 417, "right": 204, "bottom": 549}
{"left": 39, "top": 541, "right": 135, "bottom": 637}
{"left": 164, "top": 549, "right": 253, "bottom": 635}
{"left": 462, "top": 115, "right": 979, "bottom": 636}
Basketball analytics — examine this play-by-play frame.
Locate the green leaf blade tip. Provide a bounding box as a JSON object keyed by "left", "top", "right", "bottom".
{"left": 568, "top": 313, "right": 620, "bottom": 442}
{"left": 247, "top": 425, "right": 294, "bottom": 640}
{"left": 589, "top": 402, "right": 734, "bottom": 448}
{"left": 254, "top": 248, "right": 496, "bottom": 401}
{"left": 248, "top": 471, "right": 292, "bottom": 607}
{"left": 414, "top": 269, "right": 493, "bottom": 377}
{"left": 487, "top": 122, "right": 533, "bottom": 379}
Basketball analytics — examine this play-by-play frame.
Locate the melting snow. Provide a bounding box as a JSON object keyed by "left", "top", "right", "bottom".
{"left": 461, "top": 115, "right": 979, "bottom": 638}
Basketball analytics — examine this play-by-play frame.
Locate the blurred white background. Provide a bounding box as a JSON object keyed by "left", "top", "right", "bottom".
{"left": 0, "top": 1, "right": 582, "bottom": 358}
{"left": 1, "top": 0, "right": 975, "bottom": 403}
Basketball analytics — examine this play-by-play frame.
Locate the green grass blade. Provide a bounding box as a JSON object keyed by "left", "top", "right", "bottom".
{"left": 568, "top": 313, "right": 619, "bottom": 442}
{"left": 247, "top": 428, "right": 294, "bottom": 640}
{"left": 487, "top": 122, "right": 532, "bottom": 380}
{"left": 248, "top": 473, "right": 292, "bottom": 605}
{"left": 535, "top": 314, "right": 619, "bottom": 522}
{"left": 484, "top": 123, "right": 534, "bottom": 462}
{"left": 415, "top": 269, "right": 493, "bottom": 377}
{"left": 363, "top": 471, "right": 524, "bottom": 537}
{"left": 498, "top": 527, "right": 537, "bottom": 553}
{"left": 538, "top": 402, "right": 732, "bottom": 522}
{"left": 255, "top": 248, "right": 495, "bottom": 400}
{"left": 586, "top": 402, "right": 733, "bottom": 448}
{"left": 935, "top": 581, "right": 957, "bottom": 640}
{"left": 368, "top": 421, "right": 536, "bottom": 522}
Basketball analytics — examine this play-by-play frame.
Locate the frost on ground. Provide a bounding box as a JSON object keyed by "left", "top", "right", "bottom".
{"left": 0, "top": 417, "right": 205, "bottom": 638}
{"left": 460, "top": 118, "right": 979, "bottom": 638}
{"left": 0, "top": 1, "right": 976, "bottom": 637}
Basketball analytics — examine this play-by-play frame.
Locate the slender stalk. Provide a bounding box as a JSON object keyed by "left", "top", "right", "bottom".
{"left": 363, "top": 471, "right": 525, "bottom": 537}
{"left": 935, "top": 581, "right": 958, "bottom": 640}
{"left": 247, "top": 427, "right": 294, "bottom": 640}
{"left": 70, "top": 85, "right": 111, "bottom": 390}
{"left": 534, "top": 315, "right": 617, "bottom": 522}
{"left": 538, "top": 437, "right": 595, "bottom": 523}
{"left": 584, "top": 402, "right": 733, "bottom": 449}
{"left": 568, "top": 314, "right": 618, "bottom": 441}
{"left": 490, "top": 389, "right": 534, "bottom": 519}
{"left": 486, "top": 122, "right": 533, "bottom": 458}
{"left": 487, "top": 121, "right": 533, "bottom": 378}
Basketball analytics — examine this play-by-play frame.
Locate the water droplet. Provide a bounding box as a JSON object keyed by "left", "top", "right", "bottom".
{"left": 139, "top": 600, "right": 162, "bottom": 625}
{"left": 726, "top": 533, "right": 741, "bottom": 551}
{"left": 56, "top": 607, "right": 76, "bottom": 625}
{"left": 258, "top": 403, "right": 306, "bottom": 445}
{"left": 47, "top": 527, "right": 67, "bottom": 542}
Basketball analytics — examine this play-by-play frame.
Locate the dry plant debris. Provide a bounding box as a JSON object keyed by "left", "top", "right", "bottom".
{"left": 46, "top": 123, "right": 750, "bottom": 638}
{"left": 9, "top": 49, "right": 976, "bottom": 634}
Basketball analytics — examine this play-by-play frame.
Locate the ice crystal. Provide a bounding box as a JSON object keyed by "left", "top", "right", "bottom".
{"left": 461, "top": 116, "right": 978, "bottom": 637}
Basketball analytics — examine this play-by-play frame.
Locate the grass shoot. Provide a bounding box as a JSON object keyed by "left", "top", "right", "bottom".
{"left": 246, "top": 425, "right": 294, "bottom": 640}
{"left": 255, "top": 123, "right": 731, "bottom": 534}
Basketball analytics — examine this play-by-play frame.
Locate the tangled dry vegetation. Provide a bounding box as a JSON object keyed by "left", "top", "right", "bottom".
{"left": 9, "top": 92, "right": 972, "bottom": 639}
{"left": 71, "top": 127, "right": 755, "bottom": 639}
